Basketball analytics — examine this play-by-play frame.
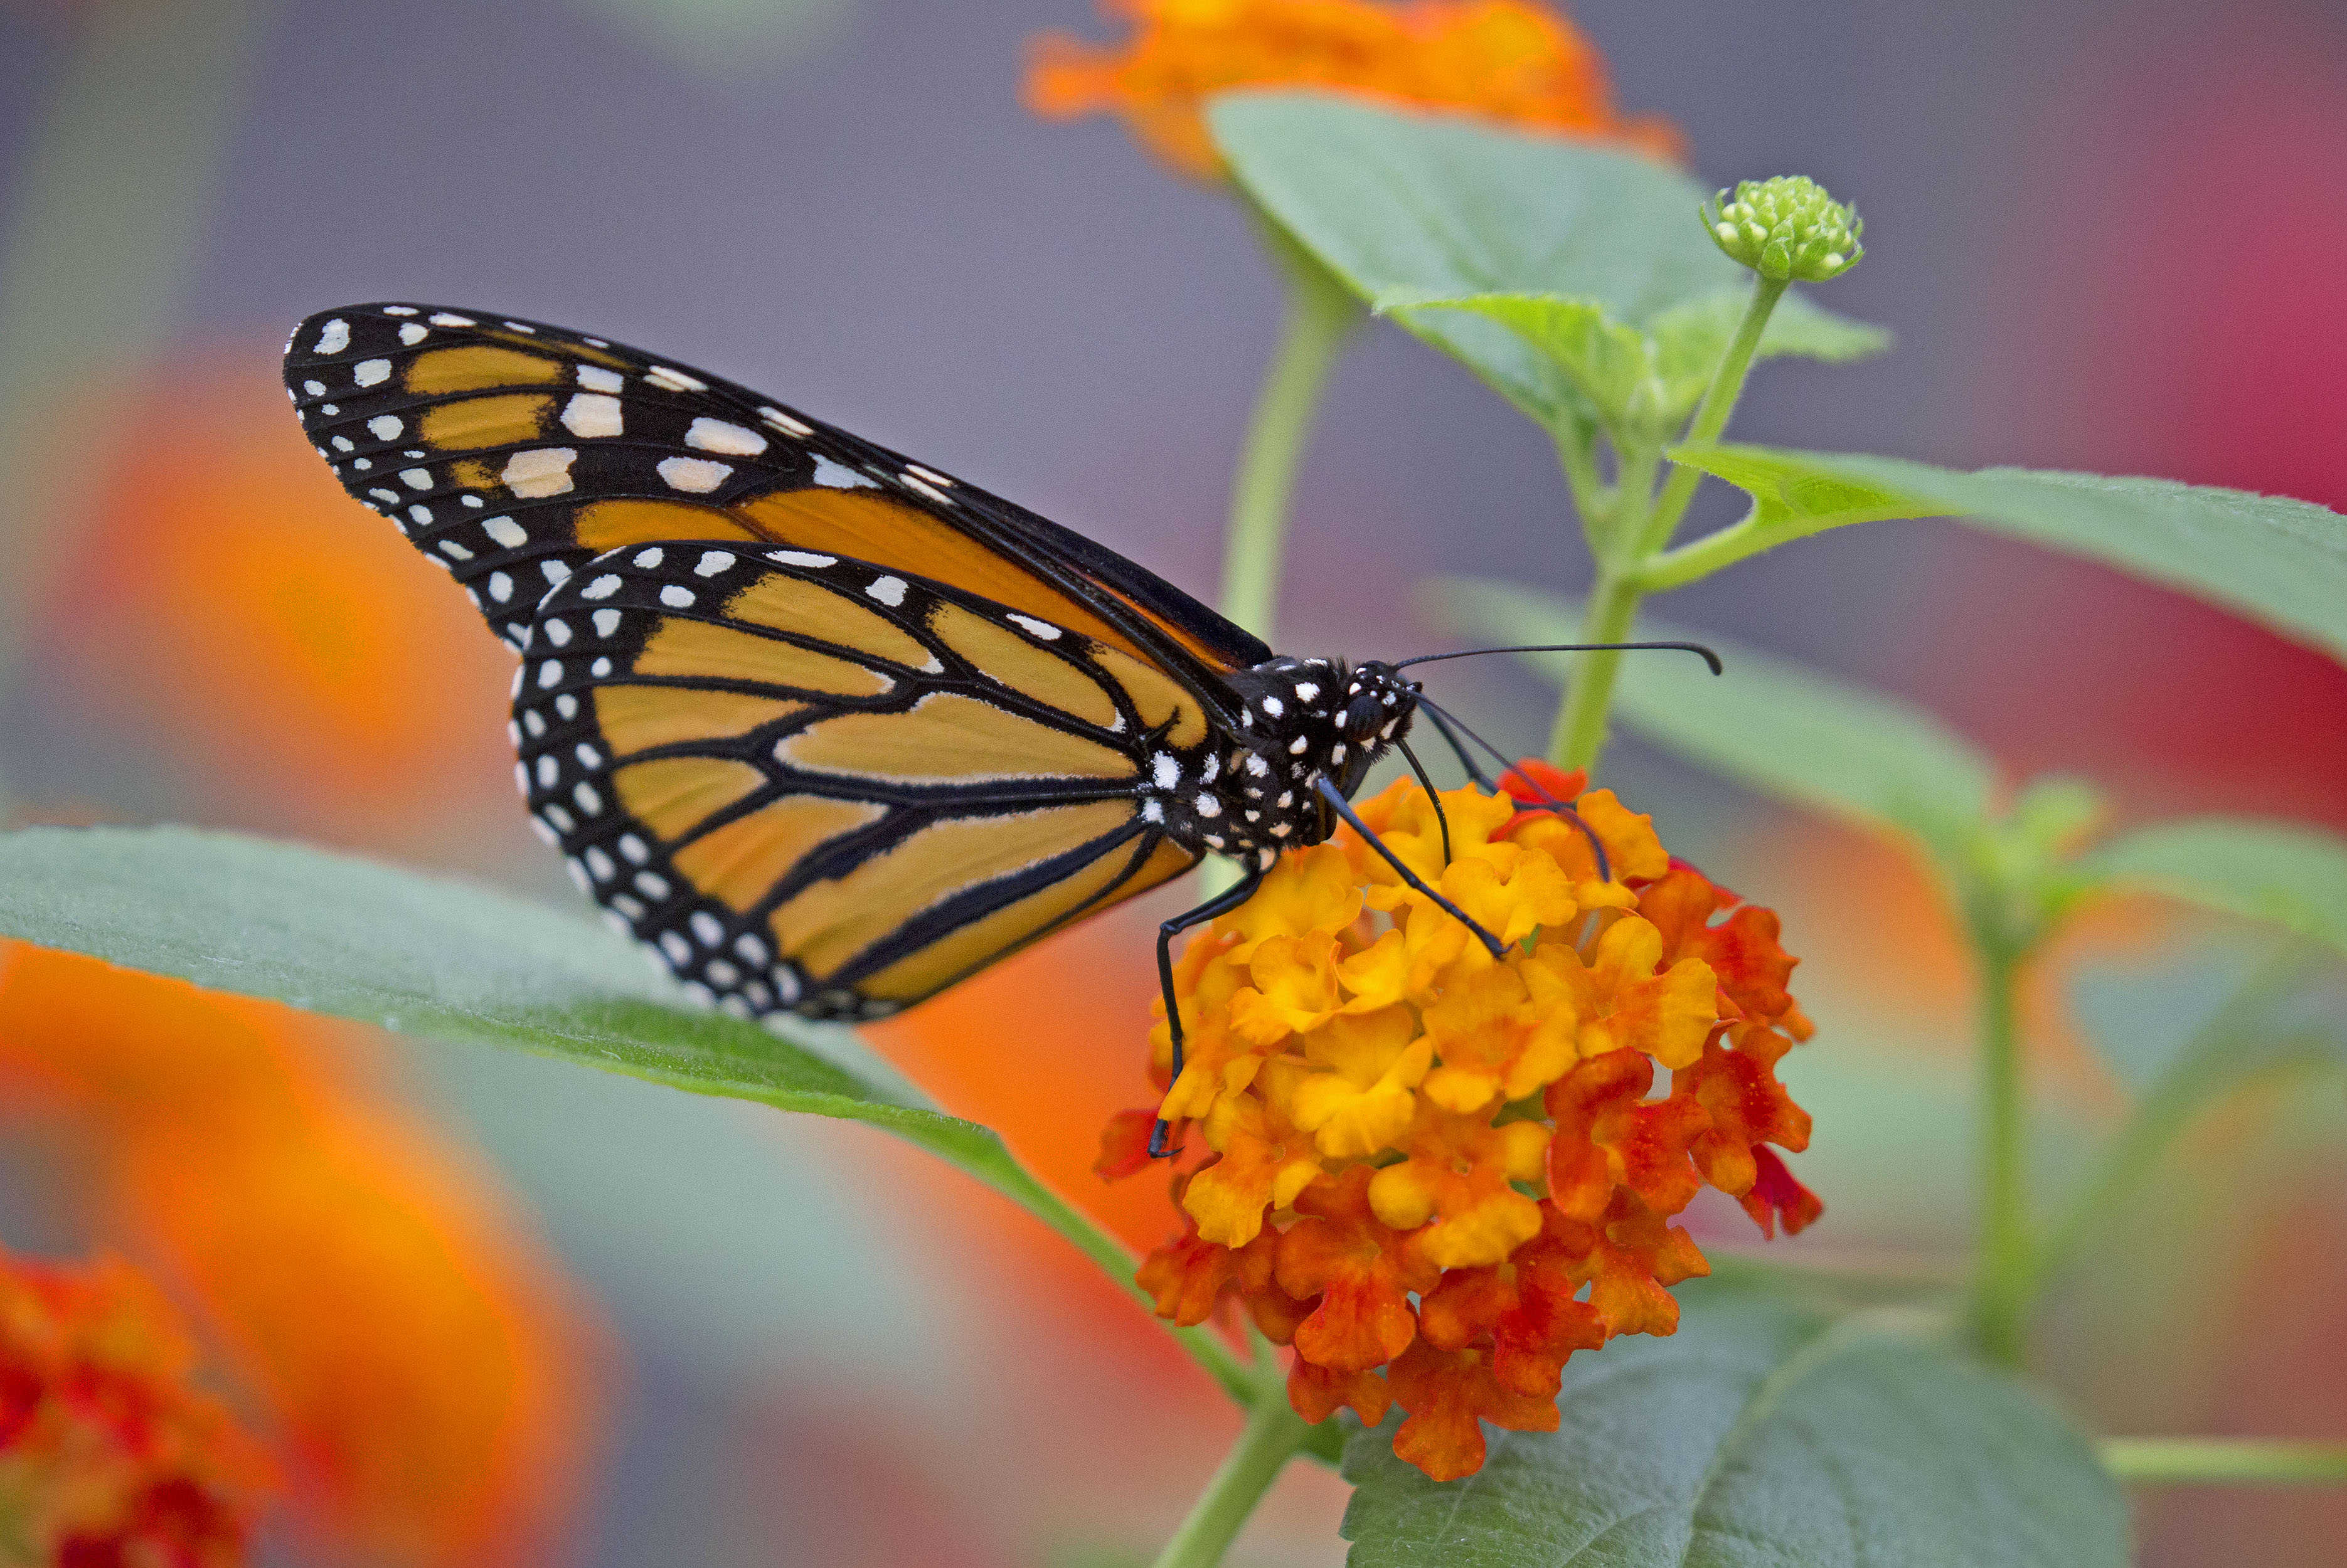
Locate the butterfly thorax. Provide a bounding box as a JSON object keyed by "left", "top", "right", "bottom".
{"left": 1146, "top": 657, "right": 1420, "bottom": 867}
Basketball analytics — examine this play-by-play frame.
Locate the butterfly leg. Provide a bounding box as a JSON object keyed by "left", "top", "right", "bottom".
{"left": 1313, "top": 777, "right": 1506, "bottom": 959}
{"left": 1150, "top": 863, "right": 1268, "bottom": 1159}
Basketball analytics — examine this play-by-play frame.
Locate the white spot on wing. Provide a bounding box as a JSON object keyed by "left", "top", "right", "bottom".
{"left": 768, "top": 549, "right": 834, "bottom": 568}
{"left": 657, "top": 456, "right": 730, "bottom": 493}
{"left": 866, "top": 576, "right": 907, "bottom": 607}
{"left": 659, "top": 585, "right": 696, "bottom": 608}
{"left": 428, "top": 312, "right": 474, "bottom": 327}
{"left": 353, "top": 358, "right": 391, "bottom": 386}
{"left": 1152, "top": 754, "right": 1179, "bottom": 789}
{"left": 482, "top": 516, "right": 526, "bottom": 548}
{"left": 502, "top": 447, "right": 578, "bottom": 497}
{"left": 592, "top": 608, "right": 620, "bottom": 637}
{"left": 1007, "top": 614, "right": 1061, "bottom": 640}
{"left": 812, "top": 455, "right": 876, "bottom": 490}
{"left": 758, "top": 405, "right": 813, "bottom": 437}
{"left": 577, "top": 364, "right": 623, "bottom": 392}
{"left": 582, "top": 575, "right": 622, "bottom": 599}
{"left": 398, "top": 322, "right": 428, "bottom": 345}
{"left": 694, "top": 550, "right": 735, "bottom": 576}
{"left": 645, "top": 364, "right": 706, "bottom": 392}
{"left": 313, "top": 319, "right": 350, "bottom": 354}
{"left": 686, "top": 417, "right": 767, "bottom": 456}
{"left": 561, "top": 392, "right": 623, "bottom": 438}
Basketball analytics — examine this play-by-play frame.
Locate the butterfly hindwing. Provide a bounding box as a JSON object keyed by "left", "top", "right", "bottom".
{"left": 514, "top": 540, "right": 1208, "bottom": 1019}
{"left": 283, "top": 304, "right": 1270, "bottom": 700}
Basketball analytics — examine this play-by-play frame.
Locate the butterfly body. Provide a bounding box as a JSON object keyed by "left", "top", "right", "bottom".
{"left": 284, "top": 303, "right": 1420, "bottom": 1024}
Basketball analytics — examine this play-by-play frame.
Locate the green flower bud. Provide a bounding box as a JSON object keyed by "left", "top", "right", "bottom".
{"left": 1703, "top": 176, "right": 1863, "bottom": 282}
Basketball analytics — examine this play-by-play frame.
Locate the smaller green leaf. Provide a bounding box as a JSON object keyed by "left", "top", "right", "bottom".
{"left": 1390, "top": 289, "right": 1888, "bottom": 438}
{"left": 1341, "top": 1278, "right": 2127, "bottom": 1568}
{"left": 2085, "top": 817, "right": 2347, "bottom": 957}
{"left": 1427, "top": 577, "right": 1998, "bottom": 849}
{"left": 1387, "top": 293, "right": 1652, "bottom": 433}
{"left": 1659, "top": 446, "right": 2347, "bottom": 665}
{"left": 1646, "top": 288, "right": 1891, "bottom": 414}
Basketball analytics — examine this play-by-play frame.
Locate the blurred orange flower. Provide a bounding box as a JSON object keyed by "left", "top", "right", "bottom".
{"left": 0, "top": 945, "right": 608, "bottom": 1565}
{"left": 38, "top": 354, "right": 517, "bottom": 862}
{"left": 1114, "top": 768, "right": 1817, "bottom": 1480}
{"left": 0, "top": 1241, "right": 271, "bottom": 1566}
{"left": 1025, "top": 0, "right": 1683, "bottom": 179}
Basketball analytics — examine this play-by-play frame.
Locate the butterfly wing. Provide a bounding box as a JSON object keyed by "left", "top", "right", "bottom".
{"left": 282, "top": 304, "right": 1269, "bottom": 718}
{"left": 519, "top": 543, "right": 1206, "bottom": 1019}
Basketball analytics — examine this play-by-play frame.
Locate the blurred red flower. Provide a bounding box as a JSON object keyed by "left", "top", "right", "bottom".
{"left": 0, "top": 1239, "right": 271, "bottom": 1566}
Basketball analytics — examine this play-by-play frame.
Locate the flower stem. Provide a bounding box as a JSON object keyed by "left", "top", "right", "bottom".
{"left": 1541, "top": 276, "right": 1789, "bottom": 777}
{"left": 1643, "top": 274, "right": 1787, "bottom": 549}
{"left": 1149, "top": 1365, "right": 1316, "bottom": 1568}
{"left": 1968, "top": 942, "right": 2033, "bottom": 1368}
{"left": 1217, "top": 240, "right": 1358, "bottom": 647}
{"left": 2100, "top": 1439, "right": 2347, "bottom": 1487}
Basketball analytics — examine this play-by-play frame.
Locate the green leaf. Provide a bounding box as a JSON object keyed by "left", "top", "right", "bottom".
{"left": 0, "top": 823, "right": 1269, "bottom": 1407}
{"left": 1389, "top": 289, "right": 1881, "bottom": 438}
{"left": 1659, "top": 446, "right": 2347, "bottom": 665}
{"left": 0, "top": 824, "right": 1001, "bottom": 1164}
{"left": 2085, "top": 817, "right": 2347, "bottom": 957}
{"left": 1427, "top": 577, "right": 1998, "bottom": 849}
{"left": 1208, "top": 93, "right": 1885, "bottom": 432}
{"left": 1341, "top": 1279, "right": 2127, "bottom": 1567}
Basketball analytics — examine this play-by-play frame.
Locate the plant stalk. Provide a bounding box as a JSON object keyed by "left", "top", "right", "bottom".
{"left": 2100, "top": 1438, "right": 2347, "bottom": 1487}
{"left": 1642, "top": 274, "right": 1787, "bottom": 551}
{"left": 1149, "top": 1366, "right": 1316, "bottom": 1568}
{"left": 1968, "top": 941, "right": 2033, "bottom": 1368}
{"left": 1541, "top": 276, "right": 1789, "bottom": 776}
{"left": 1217, "top": 245, "right": 1358, "bottom": 647}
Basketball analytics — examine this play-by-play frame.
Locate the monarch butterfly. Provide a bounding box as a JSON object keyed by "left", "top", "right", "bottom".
{"left": 282, "top": 304, "right": 1709, "bottom": 1146}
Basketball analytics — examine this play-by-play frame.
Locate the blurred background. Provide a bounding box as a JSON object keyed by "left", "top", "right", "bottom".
{"left": 0, "top": 1, "right": 2343, "bottom": 1562}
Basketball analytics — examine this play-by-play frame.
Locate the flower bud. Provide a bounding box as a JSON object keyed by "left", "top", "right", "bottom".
{"left": 1703, "top": 175, "right": 1863, "bottom": 282}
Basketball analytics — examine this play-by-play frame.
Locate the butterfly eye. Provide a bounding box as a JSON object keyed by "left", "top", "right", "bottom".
{"left": 1342, "top": 692, "right": 1386, "bottom": 742}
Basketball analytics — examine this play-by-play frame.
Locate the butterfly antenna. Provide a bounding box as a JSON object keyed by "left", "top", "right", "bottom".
{"left": 1414, "top": 704, "right": 1498, "bottom": 791}
{"left": 1392, "top": 640, "right": 1723, "bottom": 674}
{"left": 1394, "top": 737, "right": 1454, "bottom": 866}
{"left": 1313, "top": 777, "right": 1503, "bottom": 958}
{"left": 1415, "top": 697, "right": 1612, "bottom": 884}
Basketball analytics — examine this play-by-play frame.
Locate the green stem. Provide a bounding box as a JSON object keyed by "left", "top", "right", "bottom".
{"left": 982, "top": 1157, "right": 1255, "bottom": 1408}
{"left": 1217, "top": 245, "right": 1358, "bottom": 647}
{"left": 1539, "top": 276, "right": 1789, "bottom": 778}
{"left": 1967, "top": 942, "right": 2033, "bottom": 1368}
{"left": 1542, "top": 571, "right": 1637, "bottom": 773}
{"left": 1642, "top": 274, "right": 1788, "bottom": 554}
{"left": 2100, "top": 1439, "right": 2347, "bottom": 1487}
{"left": 1149, "top": 1365, "right": 1316, "bottom": 1568}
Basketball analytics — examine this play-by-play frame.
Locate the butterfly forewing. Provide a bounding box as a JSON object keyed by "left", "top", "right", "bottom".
{"left": 514, "top": 541, "right": 1206, "bottom": 1018}
{"left": 282, "top": 304, "right": 1269, "bottom": 692}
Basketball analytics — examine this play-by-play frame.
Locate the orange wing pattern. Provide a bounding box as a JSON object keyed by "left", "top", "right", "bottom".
{"left": 513, "top": 543, "right": 1206, "bottom": 1019}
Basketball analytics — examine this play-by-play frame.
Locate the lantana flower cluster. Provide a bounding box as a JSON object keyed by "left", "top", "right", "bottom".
{"left": 0, "top": 1241, "right": 270, "bottom": 1565}
{"left": 1101, "top": 763, "right": 1820, "bottom": 1480}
